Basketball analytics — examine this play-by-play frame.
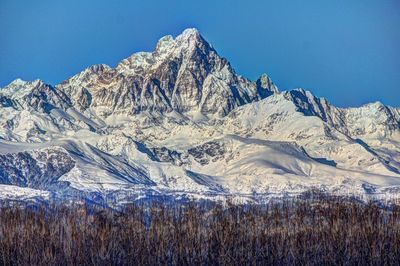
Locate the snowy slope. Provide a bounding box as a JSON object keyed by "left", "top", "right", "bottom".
{"left": 0, "top": 28, "right": 399, "bottom": 204}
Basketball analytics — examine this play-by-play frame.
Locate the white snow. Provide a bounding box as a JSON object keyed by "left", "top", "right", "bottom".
{"left": 0, "top": 28, "right": 399, "bottom": 204}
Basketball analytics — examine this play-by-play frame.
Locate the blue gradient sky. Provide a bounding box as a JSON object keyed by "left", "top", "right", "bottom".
{"left": 0, "top": 0, "right": 399, "bottom": 107}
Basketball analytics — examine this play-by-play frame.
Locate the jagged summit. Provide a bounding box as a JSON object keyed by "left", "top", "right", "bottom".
{"left": 51, "top": 28, "right": 278, "bottom": 118}
{"left": 117, "top": 28, "right": 210, "bottom": 72}
{"left": 156, "top": 28, "right": 203, "bottom": 49}
{"left": 179, "top": 27, "right": 200, "bottom": 37}
{"left": 7, "top": 78, "right": 28, "bottom": 86}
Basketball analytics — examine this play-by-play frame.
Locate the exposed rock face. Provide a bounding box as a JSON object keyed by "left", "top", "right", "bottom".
{"left": 0, "top": 147, "right": 75, "bottom": 189}
{"left": 283, "top": 89, "right": 400, "bottom": 138}
{"left": 57, "top": 29, "right": 278, "bottom": 118}
{"left": 1, "top": 79, "right": 71, "bottom": 112}
{"left": 188, "top": 141, "right": 226, "bottom": 165}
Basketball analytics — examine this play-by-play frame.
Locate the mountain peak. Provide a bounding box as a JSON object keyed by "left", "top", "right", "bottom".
{"left": 118, "top": 28, "right": 209, "bottom": 75}
{"left": 154, "top": 28, "right": 205, "bottom": 53}
{"left": 8, "top": 78, "right": 27, "bottom": 86}
{"left": 256, "top": 73, "right": 279, "bottom": 94}
{"left": 2, "top": 78, "right": 45, "bottom": 92}
{"left": 58, "top": 28, "right": 279, "bottom": 117}
{"left": 175, "top": 28, "right": 212, "bottom": 52}
{"left": 4, "top": 78, "right": 44, "bottom": 88}
{"left": 177, "top": 28, "right": 200, "bottom": 39}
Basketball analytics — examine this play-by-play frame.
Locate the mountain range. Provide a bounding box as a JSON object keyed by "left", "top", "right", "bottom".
{"left": 1, "top": 28, "right": 399, "bottom": 205}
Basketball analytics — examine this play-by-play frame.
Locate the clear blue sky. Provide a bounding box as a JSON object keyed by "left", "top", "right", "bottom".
{"left": 1, "top": 0, "right": 399, "bottom": 107}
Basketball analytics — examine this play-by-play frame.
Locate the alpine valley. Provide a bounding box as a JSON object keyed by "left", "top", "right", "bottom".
{"left": 1, "top": 28, "right": 400, "bottom": 205}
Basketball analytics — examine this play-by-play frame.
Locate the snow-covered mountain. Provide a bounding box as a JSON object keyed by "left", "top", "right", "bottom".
{"left": 1, "top": 28, "right": 399, "bottom": 205}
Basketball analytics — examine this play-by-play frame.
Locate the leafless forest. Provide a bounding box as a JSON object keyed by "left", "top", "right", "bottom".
{"left": 0, "top": 197, "right": 399, "bottom": 265}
